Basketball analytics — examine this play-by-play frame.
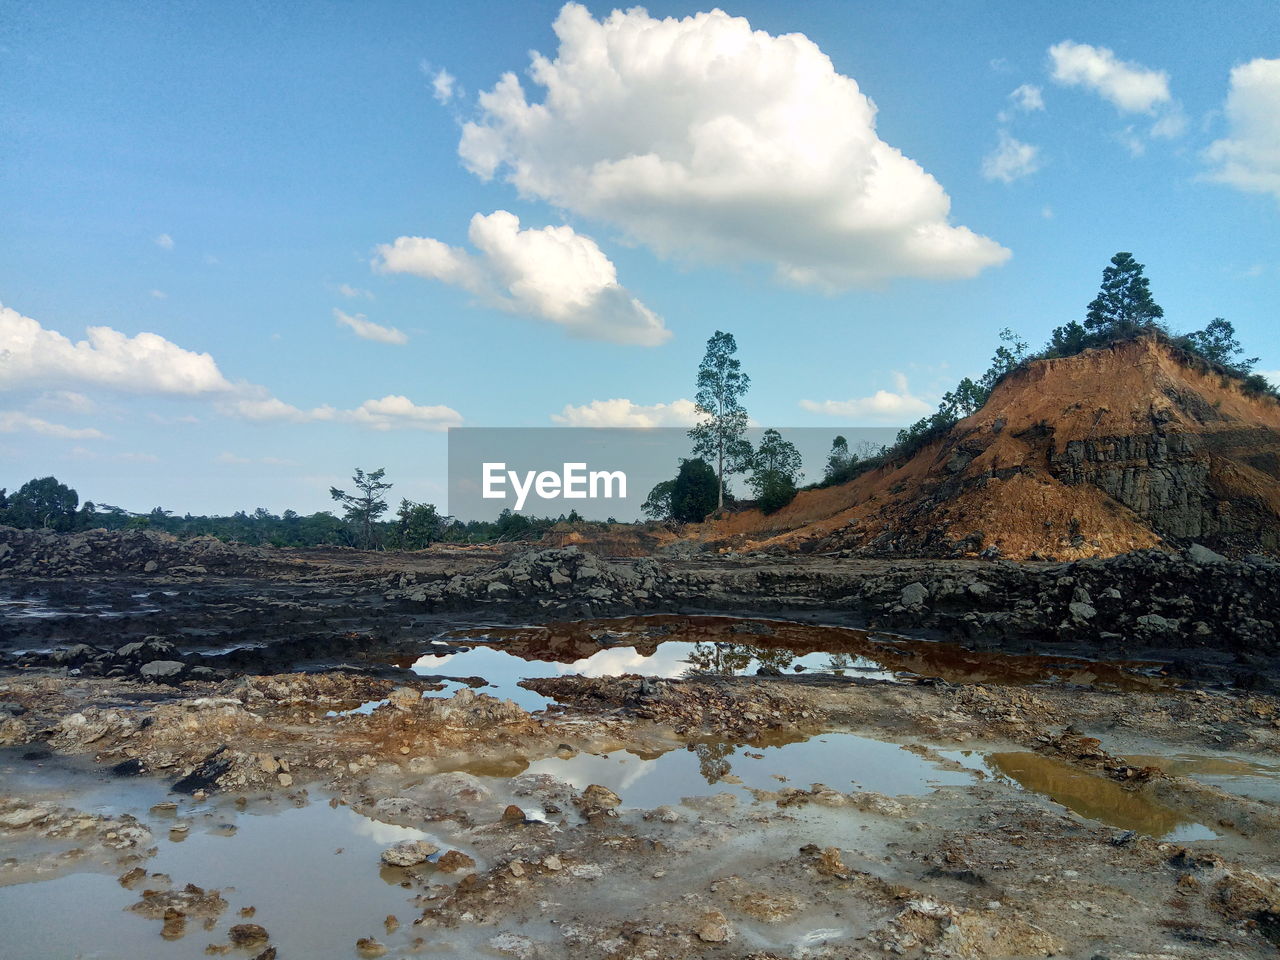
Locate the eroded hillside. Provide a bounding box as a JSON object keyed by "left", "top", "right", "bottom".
{"left": 702, "top": 338, "right": 1280, "bottom": 559}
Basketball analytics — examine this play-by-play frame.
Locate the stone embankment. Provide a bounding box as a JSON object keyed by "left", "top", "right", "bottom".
{"left": 386, "top": 544, "right": 1280, "bottom": 661}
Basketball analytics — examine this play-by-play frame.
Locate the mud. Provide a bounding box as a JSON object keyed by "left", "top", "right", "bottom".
{"left": 4, "top": 535, "right": 1280, "bottom": 958}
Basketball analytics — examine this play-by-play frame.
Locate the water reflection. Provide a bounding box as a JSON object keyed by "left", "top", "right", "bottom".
{"left": 483, "top": 732, "right": 978, "bottom": 808}
{"left": 437, "top": 614, "right": 1172, "bottom": 693}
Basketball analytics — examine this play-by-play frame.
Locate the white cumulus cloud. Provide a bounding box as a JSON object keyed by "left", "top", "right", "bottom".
{"left": 334, "top": 308, "right": 408, "bottom": 345}
{"left": 1206, "top": 58, "right": 1280, "bottom": 203}
{"left": 551, "top": 397, "right": 699, "bottom": 427}
{"left": 800, "top": 373, "right": 932, "bottom": 421}
{"left": 375, "top": 210, "right": 669, "bottom": 346}
{"left": 154, "top": 233, "right": 174, "bottom": 250}
{"left": 0, "top": 303, "right": 233, "bottom": 395}
{"left": 0, "top": 411, "right": 107, "bottom": 439}
{"left": 982, "top": 131, "right": 1041, "bottom": 183}
{"left": 457, "top": 3, "right": 1008, "bottom": 287}
{"left": 1048, "top": 41, "right": 1170, "bottom": 113}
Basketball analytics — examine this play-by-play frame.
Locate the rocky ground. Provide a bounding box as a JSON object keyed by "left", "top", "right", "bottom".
{"left": 2, "top": 528, "right": 1280, "bottom": 958}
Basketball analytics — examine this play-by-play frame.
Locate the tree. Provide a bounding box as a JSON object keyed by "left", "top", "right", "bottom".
{"left": 391, "top": 499, "right": 446, "bottom": 550}
{"left": 1047, "top": 320, "right": 1091, "bottom": 357}
{"left": 642, "top": 479, "right": 676, "bottom": 521}
{"left": 688, "top": 331, "right": 753, "bottom": 513}
{"left": 329, "top": 467, "right": 392, "bottom": 548}
{"left": 670, "top": 458, "right": 719, "bottom": 524}
{"left": 5, "top": 476, "right": 79, "bottom": 531}
{"left": 1084, "top": 252, "right": 1165, "bottom": 337}
{"left": 981, "top": 327, "right": 1028, "bottom": 390}
{"left": 1182, "top": 318, "right": 1258, "bottom": 372}
{"left": 748, "top": 428, "right": 803, "bottom": 514}
{"left": 824, "top": 436, "right": 852, "bottom": 483}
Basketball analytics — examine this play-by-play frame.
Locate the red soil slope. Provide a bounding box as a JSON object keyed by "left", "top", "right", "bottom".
{"left": 699, "top": 338, "right": 1280, "bottom": 559}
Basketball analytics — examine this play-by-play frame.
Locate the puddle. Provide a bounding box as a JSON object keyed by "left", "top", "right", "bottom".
{"left": 412, "top": 615, "right": 1173, "bottom": 710}
{"left": 456, "top": 732, "right": 978, "bottom": 807}
{"left": 0, "top": 596, "right": 161, "bottom": 620}
{"left": 405, "top": 639, "right": 895, "bottom": 712}
{"left": 985, "top": 752, "right": 1217, "bottom": 841}
{"left": 0, "top": 792, "right": 470, "bottom": 959}
{"left": 325, "top": 698, "right": 391, "bottom": 717}
{"left": 1123, "top": 753, "right": 1280, "bottom": 804}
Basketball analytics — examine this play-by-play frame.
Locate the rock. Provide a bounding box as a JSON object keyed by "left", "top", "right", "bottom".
{"left": 501, "top": 804, "right": 528, "bottom": 823}
{"left": 435, "top": 850, "right": 476, "bottom": 873}
{"left": 900, "top": 582, "right": 929, "bottom": 608}
{"left": 140, "top": 660, "right": 185, "bottom": 680}
{"left": 486, "top": 581, "right": 511, "bottom": 598}
{"left": 1187, "top": 543, "right": 1228, "bottom": 565}
{"left": 144, "top": 560, "right": 159, "bottom": 573}
{"left": 1136, "top": 613, "right": 1178, "bottom": 636}
{"left": 695, "top": 910, "right": 732, "bottom": 943}
{"left": 0, "top": 804, "right": 55, "bottom": 829}
{"left": 229, "top": 924, "right": 269, "bottom": 947}
{"left": 579, "top": 784, "right": 621, "bottom": 809}
{"left": 1068, "top": 601, "right": 1097, "bottom": 622}
{"left": 380, "top": 839, "right": 439, "bottom": 867}
{"left": 355, "top": 938, "right": 387, "bottom": 958}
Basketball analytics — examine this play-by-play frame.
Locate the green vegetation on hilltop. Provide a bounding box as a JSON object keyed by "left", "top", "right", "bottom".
{"left": 888, "top": 251, "right": 1275, "bottom": 463}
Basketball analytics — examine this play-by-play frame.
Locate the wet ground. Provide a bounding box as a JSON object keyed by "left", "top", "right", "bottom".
{"left": 4, "top": 583, "right": 1280, "bottom": 958}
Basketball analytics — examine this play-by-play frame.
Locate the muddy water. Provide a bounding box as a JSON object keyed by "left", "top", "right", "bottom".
{"left": 1123, "top": 753, "right": 1280, "bottom": 804}
{"left": 985, "top": 752, "right": 1218, "bottom": 841}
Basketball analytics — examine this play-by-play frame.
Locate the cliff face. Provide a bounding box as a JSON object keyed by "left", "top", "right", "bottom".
{"left": 704, "top": 338, "right": 1280, "bottom": 559}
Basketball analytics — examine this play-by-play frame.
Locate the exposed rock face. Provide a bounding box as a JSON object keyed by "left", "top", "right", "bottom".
{"left": 700, "top": 338, "right": 1280, "bottom": 559}
{"left": 1049, "top": 426, "right": 1280, "bottom": 549}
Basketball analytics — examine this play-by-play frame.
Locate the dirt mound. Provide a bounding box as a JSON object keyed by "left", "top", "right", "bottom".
{"left": 540, "top": 522, "right": 674, "bottom": 557}
{"left": 702, "top": 338, "right": 1280, "bottom": 559}
{"left": 0, "top": 526, "right": 269, "bottom": 577}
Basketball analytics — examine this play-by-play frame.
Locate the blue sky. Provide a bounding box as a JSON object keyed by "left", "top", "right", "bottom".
{"left": 2, "top": 0, "right": 1277, "bottom": 516}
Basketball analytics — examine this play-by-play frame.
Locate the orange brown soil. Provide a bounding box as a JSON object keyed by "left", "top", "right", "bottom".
{"left": 696, "top": 338, "right": 1280, "bottom": 559}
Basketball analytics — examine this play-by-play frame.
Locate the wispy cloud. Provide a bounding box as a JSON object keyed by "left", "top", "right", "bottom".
{"left": 334, "top": 309, "right": 408, "bottom": 345}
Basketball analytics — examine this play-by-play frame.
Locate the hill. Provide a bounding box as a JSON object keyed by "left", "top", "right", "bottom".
{"left": 700, "top": 337, "right": 1280, "bottom": 559}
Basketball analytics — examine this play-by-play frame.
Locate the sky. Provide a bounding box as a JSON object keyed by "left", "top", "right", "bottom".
{"left": 2, "top": 0, "right": 1278, "bottom": 517}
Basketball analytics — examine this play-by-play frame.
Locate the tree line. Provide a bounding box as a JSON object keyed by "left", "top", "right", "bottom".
{"left": 0, "top": 472, "right": 595, "bottom": 550}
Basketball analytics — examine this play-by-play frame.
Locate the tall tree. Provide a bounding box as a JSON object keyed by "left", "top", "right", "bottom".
{"left": 688, "top": 330, "right": 752, "bottom": 512}
{"left": 748, "top": 428, "right": 803, "bottom": 514}
{"left": 329, "top": 467, "right": 392, "bottom": 548}
{"left": 1084, "top": 252, "right": 1165, "bottom": 337}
